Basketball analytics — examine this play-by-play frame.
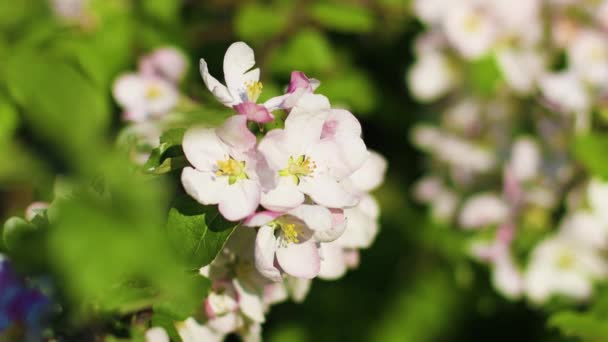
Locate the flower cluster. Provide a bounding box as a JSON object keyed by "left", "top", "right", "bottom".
{"left": 113, "top": 47, "right": 188, "bottom": 163}
{"left": 169, "top": 42, "right": 387, "bottom": 341}
{"left": 409, "top": 0, "right": 608, "bottom": 304}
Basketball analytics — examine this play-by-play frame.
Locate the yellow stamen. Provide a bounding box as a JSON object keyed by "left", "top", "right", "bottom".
{"left": 278, "top": 155, "right": 316, "bottom": 185}
{"left": 246, "top": 81, "right": 263, "bottom": 102}
{"left": 146, "top": 84, "right": 163, "bottom": 100}
{"left": 216, "top": 157, "right": 248, "bottom": 184}
{"left": 464, "top": 14, "right": 481, "bottom": 33}
{"left": 281, "top": 223, "right": 300, "bottom": 244}
{"left": 556, "top": 250, "right": 575, "bottom": 269}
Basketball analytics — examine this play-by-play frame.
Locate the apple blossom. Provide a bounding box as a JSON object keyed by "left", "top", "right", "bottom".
{"left": 199, "top": 42, "right": 278, "bottom": 123}
{"left": 444, "top": 3, "right": 496, "bottom": 59}
{"left": 257, "top": 93, "right": 365, "bottom": 211}
{"left": 524, "top": 235, "right": 608, "bottom": 303}
{"left": 508, "top": 137, "right": 541, "bottom": 182}
{"left": 408, "top": 52, "right": 456, "bottom": 102}
{"left": 113, "top": 74, "right": 179, "bottom": 123}
{"left": 139, "top": 47, "right": 188, "bottom": 84}
{"left": 181, "top": 115, "right": 261, "bottom": 221}
{"left": 459, "top": 193, "right": 509, "bottom": 229}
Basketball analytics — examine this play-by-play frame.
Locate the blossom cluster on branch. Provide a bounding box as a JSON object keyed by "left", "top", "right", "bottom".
{"left": 112, "top": 42, "right": 386, "bottom": 341}
{"left": 409, "top": 0, "right": 608, "bottom": 303}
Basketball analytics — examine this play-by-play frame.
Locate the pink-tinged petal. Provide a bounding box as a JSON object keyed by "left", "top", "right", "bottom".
{"left": 313, "top": 209, "right": 347, "bottom": 243}
{"left": 318, "top": 242, "right": 348, "bottom": 280}
{"left": 260, "top": 180, "right": 305, "bottom": 212}
{"left": 316, "top": 136, "right": 369, "bottom": 181}
{"left": 216, "top": 115, "right": 257, "bottom": 151}
{"left": 233, "top": 279, "right": 265, "bottom": 323}
{"left": 178, "top": 318, "right": 225, "bottom": 342}
{"left": 343, "top": 249, "right": 360, "bottom": 268}
{"left": 276, "top": 239, "right": 320, "bottom": 279}
{"left": 321, "top": 109, "right": 362, "bottom": 139}
{"left": 113, "top": 74, "right": 146, "bottom": 109}
{"left": 347, "top": 150, "right": 388, "bottom": 192}
{"left": 288, "top": 205, "right": 332, "bottom": 231}
{"left": 285, "top": 276, "right": 312, "bottom": 303}
{"left": 263, "top": 94, "right": 289, "bottom": 111}
{"left": 338, "top": 197, "right": 379, "bottom": 249}
{"left": 287, "top": 71, "right": 313, "bottom": 93}
{"left": 200, "top": 59, "right": 235, "bottom": 106}
{"left": 182, "top": 127, "right": 228, "bottom": 171}
{"left": 123, "top": 108, "right": 148, "bottom": 123}
{"left": 147, "top": 47, "right": 188, "bottom": 83}
{"left": 255, "top": 225, "right": 282, "bottom": 282}
{"left": 223, "top": 42, "right": 259, "bottom": 99}
{"left": 258, "top": 129, "right": 291, "bottom": 171}
{"left": 299, "top": 174, "right": 358, "bottom": 208}
{"left": 234, "top": 101, "right": 275, "bottom": 123}
{"left": 181, "top": 168, "right": 227, "bottom": 206}
{"left": 263, "top": 282, "right": 288, "bottom": 306}
{"left": 218, "top": 179, "right": 261, "bottom": 221}
{"left": 244, "top": 211, "right": 281, "bottom": 227}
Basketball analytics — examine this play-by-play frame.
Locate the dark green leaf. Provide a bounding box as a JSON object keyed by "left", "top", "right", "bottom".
{"left": 235, "top": 3, "right": 291, "bottom": 42}
{"left": 166, "top": 194, "right": 238, "bottom": 269}
{"left": 572, "top": 133, "right": 608, "bottom": 179}
{"left": 311, "top": 2, "right": 375, "bottom": 33}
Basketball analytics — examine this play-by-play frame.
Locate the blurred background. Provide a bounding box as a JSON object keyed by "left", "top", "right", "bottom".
{"left": 0, "top": 0, "right": 595, "bottom": 341}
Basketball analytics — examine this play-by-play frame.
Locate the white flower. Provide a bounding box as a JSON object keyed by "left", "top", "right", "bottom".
{"left": 258, "top": 94, "right": 365, "bottom": 211}
{"left": 408, "top": 52, "right": 456, "bottom": 102}
{"left": 112, "top": 74, "right": 179, "bottom": 122}
{"left": 145, "top": 327, "right": 169, "bottom": 342}
{"left": 496, "top": 49, "right": 545, "bottom": 94}
{"left": 539, "top": 71, "right": 590, "bottom": 114}
{"left": 508, "top": 137, "right": 541, "bottom": 182}
{"left": 568, "top": 30, "right": 608, "bottom": 88}
{"left": 524, "top": 236, "right": 608, "bottom": 303}
{"left": 181, "top": 115, "right": 261, "bottom": 221}
{"left": 431, "top": 189, "right": 459, "bottom": 222}
{"left": 559, "top": 211, "right": 608, "bottom": 250}
{"left": 177, "top": 318, "right": 224, "bottom": 342}
{"left": 140, "top": 47, "right": 188, "bottom": 83}
{"left": 459, "top": 193, "right": 509, "bottom": 229}
{"left": 444, "top": 99, "right": 482, "bottom": 133}
{"left": 588, "top": 178, "right": 608, "bottom": 225}
{"left": 444, "top": 3, "right": 496, "bottom": 59}
{"left": 247, "top": 204, "right": 345, "bottom": 281}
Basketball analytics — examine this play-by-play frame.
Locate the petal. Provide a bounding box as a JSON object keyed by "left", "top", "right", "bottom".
{"left": 263, "top": 94, "right": 289, "bottom": 111}
{"left": 218, "top": 179, "right": 261, "bottom": 221}
{"left": 276, "top": 239, "right": 320, "bottom": 279}
{"left": 285, "top": 276, "right": 311, "bottom": 303}
{"left": 182, "top": 127, "right": 228, "bottom": 172}
{"left": 254, "top": 225, "right": 282, "bottom": 282}
{"left": 287, "top": 205, "right": 332, "bottom": 232}
{"left": 316, "top": 136, "right": 369, "bottom": 181}
{"left": 207, "top": 313, "right": 242, "bottom": 334}
{"left": 244, "top": 211, "right": 281, "bottom": 227}
{"left": 318, "top": 242, "right": 348, "bottom": 280}
{"left": 313, "top": 208, "right": 347, "bottom": 243}
{"left": 181, "top": 168, "right": 226, "bottom": 206}
{"left": 234, "top": 101, "right": 275, "bottom": 124}
{"left": 260, "top": 180, "right": 305, "bottom": 212}
{"left": 223, "top": 42, "right": 259, "bottom": 100}
{"left": 257, "top": 129, "right": 291, "bottom": 171}
{"left": 177, "top": 318, "right": 224, "bottom": 342}
{"left": 200, "top": 59, "right": 235, "bottom": 107}
{"left": 216, "top": 115, "right": 257, "bottom": 150}
{"left": 145, "top": 327, "right": 169, "bottom": 342}
{"left": 321, "top": 109, "right": 362, "bottom": 139}
{"left": 233, "top": 278, "right": 265, "bottom": 323}
{"left": 347, "top": 150, "right": 388, "bottom": 192}
{"left": 287, "top": 71, "right": 313, "bottom": 93}
{"left": 113, "top": 74, "right": 145, "bottom": 109}
{"left": 299, "top": 175, "right": 358, "bottom": 208}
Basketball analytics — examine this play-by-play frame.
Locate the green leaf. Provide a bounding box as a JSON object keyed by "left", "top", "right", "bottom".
{"left": 141, "top": 0, "right": 182, "bottom": 24}
{"left": 270, "top": 29, "right": 336, "bottom": 75}
{"left": 572, "top": 133, "right": 608, "bottom": 179}
{"left": 311, "top": 2, "right": 375, "bottom": 33}
{"left": 151, "top": 311, "right": 182, "bottom": 342}
{"left": 5, "top": 51, "right": 110, "bottom": 162}
{"left": 466, "top": 54, "right": 502, "bottom": 97}
{"left": 0, "top": 96, "right": 19, "bottom": 142}
{"left": 318, "top": 70, "right": 378, "bottom": 114}
{"left": 143, "top": 128, "right": 186, "bottom": 172}
{"left": 549, "top": 311, "right": 608, "bottom": 341}
{"left": 235, "top": 3, "right": 291, "bottom": 42}
{"left": 166, "top": 194, "right": 239, "bottom": 269}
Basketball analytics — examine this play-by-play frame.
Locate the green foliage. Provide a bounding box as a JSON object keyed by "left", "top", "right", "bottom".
{"left": 143, "top": 128, "right": 187, "bottom": 174}
{"left": 235, "top": 3, "right": 291, "bottom": 42}
{"left": 166, "top": 194, "right": 238, "bottom": 270}
{"left": 319, "top": 69, "right": 378, "bottom": 114}
{"left": 311, "top": 2, "right": 375, "bottom": 33}
{"left": 270, "top": 29, "right": 336, "bottom": 75}
{"left": 572, "top": 133, "right": 608, "bottom": 179}
{"left": 466, "top": 54, "right": 502, "bottom": 97}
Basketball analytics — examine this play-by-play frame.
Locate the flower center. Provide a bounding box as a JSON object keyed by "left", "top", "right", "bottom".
{"left": 278, "top": 155, "right": 316, "bottom": 185}
{"left": 464, "top": 13, "right": 482, "bottom": 33}
{"left": 245, "top": 81, "right": 263, "bottom": 102}
{"left": 281, "top": 223, "right": 300, "bottom": 244}
{"left": 556, "top": 250, "right": 575, "bottom": 270}
{"left": 146, "top": 84, "right": 163, "bottom": 100}
{"left": 216, "top": 157, "right": 248, "bottom": 185}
